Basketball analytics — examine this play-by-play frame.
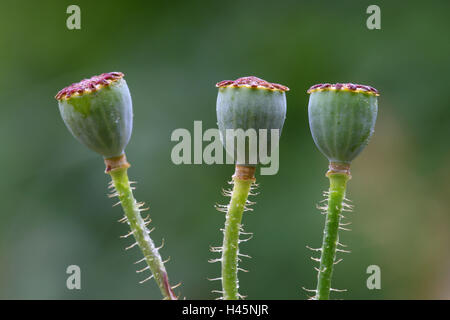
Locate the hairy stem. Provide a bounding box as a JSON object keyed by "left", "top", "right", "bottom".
{"left": 109, "top": 165, "right": 176, "bottom": 300}
{"left": 316, "top": 172, "right": 350, "bottom": 300}
{"left": 221, "top": 165, "right": 255, "bottom": 300}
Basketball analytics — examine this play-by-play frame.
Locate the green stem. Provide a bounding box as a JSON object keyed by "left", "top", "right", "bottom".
{"left": 221, "top": 173, "right": 253, "bottom": 300}
{"left": 316, "top": 173, "right": 349, "bottom": 300}
{"left": 109, "top": 167, "right": 176, "bottom": 300}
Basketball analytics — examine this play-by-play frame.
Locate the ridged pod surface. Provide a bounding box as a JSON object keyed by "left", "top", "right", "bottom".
{"left": 307, "top": 83, "right": 378, "bottom": 164}
{"left": 216, "top": 76, "right": 288, "bottom": 165}
{"left": 56, "top": 72, "right": 133, "bottom": 159}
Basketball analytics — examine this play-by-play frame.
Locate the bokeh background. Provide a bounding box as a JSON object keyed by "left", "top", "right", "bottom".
{"left": 0, "top": 0, "right": 449, "bottom": 299}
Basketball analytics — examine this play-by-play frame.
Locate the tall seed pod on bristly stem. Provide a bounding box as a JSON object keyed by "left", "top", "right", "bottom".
{"left": 56, "top": 72, "right": 178, "bottom": 299}
{"left": 306, "top": 82, "right": 378, "bottom": 300}
{"left": 212, "top": 76, "right": 288, "bottom": 300}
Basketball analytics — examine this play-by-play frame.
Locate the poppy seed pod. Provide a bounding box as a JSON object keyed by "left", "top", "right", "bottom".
{"left": 216, "top": 76, "right": 288, "bottom": 166}
{"left": 307, "top": 83, "right": 378, "bottom": 168}
{"left": 56, "top": 72, "right": 133, "bottom": 159}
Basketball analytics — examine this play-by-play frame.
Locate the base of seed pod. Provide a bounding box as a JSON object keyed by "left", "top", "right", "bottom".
{"left": 233, "top": 165, "right": 256, "bottom": 181}
{"left": 104, "top": 154, "right": 131, "bottom": 173}
{"left": 326, "top": 162, "right": 352, "bottom": 178}
{"left": 220, "top": 164, "right": 256, "bottom": 300}
{"left": 108, "top": 164, "right": 177, "bottom": 300}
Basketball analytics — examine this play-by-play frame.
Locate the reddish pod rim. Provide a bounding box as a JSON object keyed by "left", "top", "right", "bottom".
{"left": 307, "top": 83, "right": 379, "bottom": 96}
{"left": 216, "top": 76, "right": 289, "bottom": 92}
{"left": 55, "top": 72, "right": 124, "bottom": 100}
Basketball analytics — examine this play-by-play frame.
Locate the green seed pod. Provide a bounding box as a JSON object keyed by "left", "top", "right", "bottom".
{"left": 56, "top": 72, "right": 133, "bottom": 159}
{"left": 307, "top": 83, "right": 378, "bottom": 169}
{"left": 216, "top": 76, "right": 288, "bottom": 166}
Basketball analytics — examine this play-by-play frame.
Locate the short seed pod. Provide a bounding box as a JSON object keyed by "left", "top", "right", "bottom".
{"left": 214, "top": 76, "right": 289, "bottom": 300}
{"left": 56, "top": 72, "right": 133, "bottom": 159}
{"left": 306, "top": 82, "right": 379, "bottom": 300}
{"left": 307, "top": 83, "right": 378, "bottom": 172}
{"left": 56, "top": 73, "right": 177, "bottom": 299}
{"left": 216, "top": 76, "right": 288, "bottom": 165}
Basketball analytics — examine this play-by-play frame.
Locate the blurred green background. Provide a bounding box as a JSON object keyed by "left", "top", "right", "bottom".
{"left": 0, "top": 0, "right": 449, "bottom": 299}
